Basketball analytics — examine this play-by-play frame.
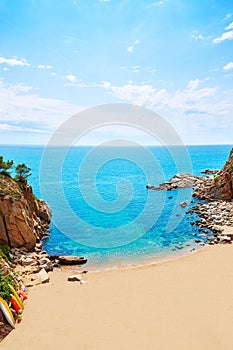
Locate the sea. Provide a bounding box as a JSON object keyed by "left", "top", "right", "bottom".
{"left": 1, "top": 144, "right": 232, "bottom": 270}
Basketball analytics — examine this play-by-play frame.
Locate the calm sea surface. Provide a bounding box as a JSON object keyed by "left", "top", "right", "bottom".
{"left": 1, "top": 144, "right": 232, "bottom": 269}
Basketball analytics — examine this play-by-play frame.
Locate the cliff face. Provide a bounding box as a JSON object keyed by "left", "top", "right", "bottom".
{"left": 193, "top": 148, "right": 233, "bottom": 201}
{"left": 0, "top": 176, "right": 51, "bottom": 251}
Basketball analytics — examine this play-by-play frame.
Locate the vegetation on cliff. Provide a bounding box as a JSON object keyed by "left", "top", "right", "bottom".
{"left": 0, "top": 156, "right": 31, "bottom": 182}
{"left": 0, "top": 156, "right": 51, "bottom": 251}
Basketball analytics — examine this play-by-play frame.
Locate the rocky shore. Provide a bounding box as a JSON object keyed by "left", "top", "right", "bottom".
{"left": 147, "top": 148, "right": 233, "bottom": 247}
{"left": 0, "top": 173, "right": 87, "bottom": 339}
{"left": 146, "top": 173, "right": 204, "bottom": 191}
{"left": 188, "top": 201, "right": 233, "bottom": 245}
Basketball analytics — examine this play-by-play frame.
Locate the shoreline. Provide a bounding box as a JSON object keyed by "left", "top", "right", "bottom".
{"left": 83, "top": 242, "right": 206, "bottom": 273}
{"left": 3, "top": 243, "right": 233, "bottom": 350}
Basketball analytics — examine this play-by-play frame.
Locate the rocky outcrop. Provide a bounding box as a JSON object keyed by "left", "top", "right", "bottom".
{"left": 188, "top": 201, "right": 233, "bottom": 245}
{"left": 50, "top": 255, "right": 87, "bottom": 265}
{"left": 147, "top": 173, "right": 204, "bottom": 191}
{"left": 200, "top": 169, "right": 218, "bottom": 175}
{"left": 193, "top": 148, "right": 233, "bottom": 201}
{"left": 0, "top": 175, "right": 51, "bottom": 251}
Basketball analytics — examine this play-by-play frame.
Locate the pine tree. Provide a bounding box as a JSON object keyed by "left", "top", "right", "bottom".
{"left": 15, "top": 163, "right": 31, "bottom": 183}
{"left": 0, "top": 156, "right": 14, "bottom": 177}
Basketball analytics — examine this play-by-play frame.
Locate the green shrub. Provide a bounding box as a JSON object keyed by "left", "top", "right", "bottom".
{"left": 0, "top": 271, "right": 15, "bottom": 303}
{"left": 214, "top": 175, "right": 220, "bottom": 182}
{"left": 0, "top": 244, "right": 11, "bottom": 261}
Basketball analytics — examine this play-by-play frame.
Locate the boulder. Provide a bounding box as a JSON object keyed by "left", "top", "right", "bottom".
{"left": 219, "top": 235, "right": 232, "bottom": 244}
{"left": 67, "top": 274, "right": 82, "bottom": 282}
{"left": 57, "top": 256, "right": 87, "bottom": 265}
{"left": 36, "top": 268, "right": 50, "bottom": 284}
{"left": 180, "top": 201, "right": 188, "bottom": 208}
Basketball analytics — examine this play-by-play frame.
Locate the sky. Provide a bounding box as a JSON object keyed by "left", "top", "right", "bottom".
{"left": 0, "top": 0, "right": 233, "bottom": 145}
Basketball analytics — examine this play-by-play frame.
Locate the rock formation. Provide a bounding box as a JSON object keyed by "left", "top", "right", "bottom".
{"left": 193, "top": 148, "right": 233, "bottom": 201}
{"left": 0, "top": 175, "right": 51, "bottom": 251}
{"left": 146, "top": 173, "right": 204, "bottom": 191}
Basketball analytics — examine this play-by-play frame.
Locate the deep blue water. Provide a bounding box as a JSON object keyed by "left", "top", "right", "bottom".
{"left": 1, "top": 144, "right": 232, "bottom": 269}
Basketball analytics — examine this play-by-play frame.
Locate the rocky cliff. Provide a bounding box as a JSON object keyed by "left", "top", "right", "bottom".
{"left": 0, "top": 175, "right": 51, "bottom": 251}
{"left": 193, "top": 148, "right": 233, "bottom": 201}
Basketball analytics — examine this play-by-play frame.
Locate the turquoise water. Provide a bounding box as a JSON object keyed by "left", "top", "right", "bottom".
{"left": 1, "top": 144, "right": 232, "bottom": 269}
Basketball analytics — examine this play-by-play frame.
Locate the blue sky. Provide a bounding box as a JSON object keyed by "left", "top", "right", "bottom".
{"left": 0, "top": 0, "right": 233, "bottom": 145}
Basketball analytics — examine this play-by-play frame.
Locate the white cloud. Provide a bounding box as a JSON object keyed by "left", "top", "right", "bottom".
{"left": 213, "top": 30, "right": 233, "bottom": 44}
{"left": 102, "top": 79, "right": 220, "bottom": 113}
{"left": 225, "top": 22, "right": 233, "bottom": 30}
{"left": 127, "top": 39, "right": 140, "bottom": 53}
{"left": 65, "top": 74, "right": 77, "bottom": 83}
{"left": 223, "top": 62, "right": 233, "bottom": 71}
{"left": 225, "top": 14, "right": 232, "bottom": 20}
{"left": 0, "top": 56, "right": 30, "bottom": 67}
{"left": 146, "top": 66, "right": 156, "bottom": 75}
{"left": 37, "top": 64, "right": 52, "bottom": 69}
{"left": 0, "top": 79, "right": 83, "bottom": 133}
{"left": 3, "top": 67, "right": 9, "bottom": 71}
{"left": 0, "top": 123, "right": 43, "bottom": 133}
{"left": 101, "top": 79, "right": 233, "bottom": 145}
{"left": 98, "top": 0, "right": 110, "bottom": 2}
{"left": 146, "top": 0, "right": 168, "bottom": 8}
{"left": 191, "top": 32, "right": 204, "bottom": 41}
{"left": 127, "top": 45, "right": 134, "bottom": 53}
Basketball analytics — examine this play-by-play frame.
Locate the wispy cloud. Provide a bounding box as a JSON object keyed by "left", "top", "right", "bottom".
{"left": 98, "top": 0, "right": 110, "bottom": 2}
{"left": 146, "top": 0, "right": 168, "bottom": 8}
{"left": 65, "top": 74, "right": 77, "bottom": 83}
{"left": 213, "top": 21, "right": 233, "bottom": 44}
{"left": 191, "top": 31, "right": 204, "bottom": 41}
{"left": 101, "top": 79, "right": 233, "bottom": 144}
{"left": 127, "top": 39, "right": 140, "bottom": 53}
{"left": 225, "top": 22, "right": 233, "bottom": 30}
{"left": 37, "top": 64, "right": 52, "bottom": 69}
{"left": 224, "top": 13, "right": 232, "bottom": 21}
{"left": 102, "top": 79, "right": 220, "bottom": 114}
{"left": 223, "top": 62, "right": 233, "bottom": 71}
{"left": 0, "top": 79, "right": 83, "bottom": 132}
{"left": 0, "top": 56, "right": 30, "bottom": 67}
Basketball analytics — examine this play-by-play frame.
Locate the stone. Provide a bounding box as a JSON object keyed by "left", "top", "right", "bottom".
{"left": 67, "top": 274, "right": 82, "bottom": 282}
{"left": 36, "top": 268, "right": 50, "bottom": 283}
{"left": 180, "top": 201, "right": 188, "bottom": 208}
{"left": 219, "top": 235, "right": 231, "bottom": 244}
{"left": 146, "top": 184, "right": 155, "bottom": 189}
{"left": 58, "top": 256, "right": 87, "bottom": 265}
{"left": 20, "top": 257, "right": 34, "bottom": 266}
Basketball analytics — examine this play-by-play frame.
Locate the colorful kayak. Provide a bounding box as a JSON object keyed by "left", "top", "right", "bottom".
{"left": 8, "top": 284, "right": 24, "bottom": 310}
{"left": 0, "top": 296, "right": 15, "bottom": 328}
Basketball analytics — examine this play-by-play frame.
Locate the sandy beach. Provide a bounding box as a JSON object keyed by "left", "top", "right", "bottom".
{"left": 2, "top": 245, "right": 233, "bottom": 350}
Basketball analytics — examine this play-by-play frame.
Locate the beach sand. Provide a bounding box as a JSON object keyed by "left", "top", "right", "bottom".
{"left": 2, "top": 244, "right": 233, "bottom": 350}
